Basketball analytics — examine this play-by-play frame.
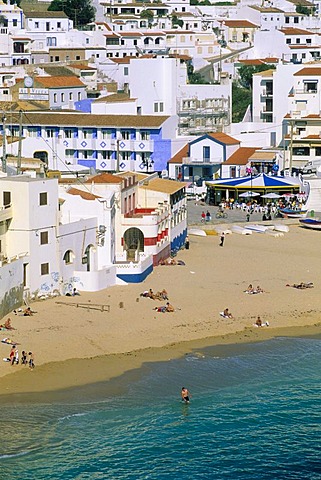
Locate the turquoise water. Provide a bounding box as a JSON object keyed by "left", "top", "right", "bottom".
{"left": 1, "top": 336, "right": 321, "bottom": 480}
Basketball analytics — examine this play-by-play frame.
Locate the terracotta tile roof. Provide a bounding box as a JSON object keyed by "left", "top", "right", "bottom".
{"left": 280, "top": 27, "right": 314, "bottom": 35}
{"left": 239, "top": 59, "right": 265, "bottom": 65}
{"left": 164, "top": 30, "right": 195, "bottom": 34}
{"left": 223, "top": 20, "right": 259, "bottom": 28}
{"left": 287, "top": 0, "right": 314, "bottom": 6}
{"left": 67, "top": 187, "right": 101, "bottom": 200}
{"left": 262, "top": 57, "right": 279, "bottom": 63}
{"left": 94, "top": 22, "right": 112, "bottom": 30}
{"left": 104, "top": 33, "right": 120, "bottom": 38}
{"left": 143, "top": 32, "right": 165, "bottom": 37}
{"left": 303, "top": 134, "right": 321, "bottom": 138}
{"left": 224, "top": 147, "right": 259, "bottom": 165}
{"left": 119, "top": 32, "right": 143, "bottom": 37}
{"left": 34, "top": 76, "right": 85, "bottom": 88}
{"left": 294, "top": 67, "right": 321, "bottom": 76}
{"left": 110, "top": 57, "right": 135, "bottom": 64}
{"left": 10, "top": 111, "right": 170, "bottom": 128}
{"left": 168, "top": 144, "right": 189, "bottom": 164}
{"left": 207, "top": 132, "right": 240, "bottom": 145}
{"left": 303, "top": 114, "right": 321, "bottom": 118}
{"left": 140, "top": 178, "right": 187, "bottom": 194}
{"left": 84, "top": 173, "right": 123, "bottom": 184}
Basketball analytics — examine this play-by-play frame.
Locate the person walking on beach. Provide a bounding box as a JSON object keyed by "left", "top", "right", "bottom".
{"left": 201, "top": 211, "right": 206, "bottom": 223}
{"left": 21, "top": 350, "right": 27, "bottom": 365}
{"left": 28, "top": 352, "right": 35, "bottom": 369}
{"left": 181, "top": 387, "right": 190, "bottom": 404}
{"left": 9, "top": 346, "right": 16, "bottom": 365}
{"left": 219, "top": 232, "right": 225, "bottom": 247}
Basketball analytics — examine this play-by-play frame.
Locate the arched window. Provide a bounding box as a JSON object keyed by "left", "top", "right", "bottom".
{"left": 63, "top": 250, "right": 74, "bottom": 264}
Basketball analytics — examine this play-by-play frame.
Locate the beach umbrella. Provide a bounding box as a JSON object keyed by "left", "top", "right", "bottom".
{"left": 239, "top": 191, "right": 260, "bottom": 198}
{"left": 261, "top": 192, "right": 281, "bottom": 199}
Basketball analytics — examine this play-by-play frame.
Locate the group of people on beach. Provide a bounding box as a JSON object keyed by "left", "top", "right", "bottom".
{"left": 140, "top": 288, "right": 175, "bottom": 312}
{"left": 286, "top": 282, "right": 314, "bottom": 290}
{"left": 6, "top": 346, "right": 35, "bottom": 369}
{"left": 244, "top": 284, "right": 264, "bottom": 294}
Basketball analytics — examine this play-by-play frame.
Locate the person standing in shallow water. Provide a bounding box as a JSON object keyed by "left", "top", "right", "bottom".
{"left": 181, "top": 387, "right": 190, "bottom": 403}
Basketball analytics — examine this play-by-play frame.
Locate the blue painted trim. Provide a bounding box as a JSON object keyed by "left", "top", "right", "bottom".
{"left": 117, "top": 263, "right": 153, "bottom": 283}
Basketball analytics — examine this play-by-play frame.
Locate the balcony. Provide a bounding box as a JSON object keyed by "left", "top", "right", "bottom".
{"left": 261, "top": 89, "right": 273, "bottom": 97}
{"left": 182, "top": 156, "right": 222, "bottom": 165}
{"left": 0, "top": 204, "right": 13, "bottom": 223}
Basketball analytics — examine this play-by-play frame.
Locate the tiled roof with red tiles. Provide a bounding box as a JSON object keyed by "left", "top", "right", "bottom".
{"left": 224, "top": 147, "right": 260, "bottom": 165}
{"left": 207, "top": 132, "right": 240, "bottom": 145}
{"left": 67, "top": 187, "right": 101, "bottom": 200}
{"left": 223, "top": 20, "right": 259, "bottom": 28}
{"left": 168, "top": 144, "right": 189, "bottom": 164}
{"left": 35, "top": 76, "right": 85, "bottom": 88}
{"left": 84, "top": 173, "right": 123, "bottom": 184}
{"left": 280, "top": 27, "right": 314, "bottom": 35}
{"left": 294, "top": 67, "right": 321, "bottom": 76}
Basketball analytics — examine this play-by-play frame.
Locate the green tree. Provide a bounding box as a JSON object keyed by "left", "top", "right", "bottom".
{"left": 171, "top": 14, "right": 183, "bottom": 28}
{"left": 48, "top": 0, "right": 96, "bottom": 27}
{"left": 232, "top": 82, "right": 252, "bottom": 122}
{"left": 296, "top": 3, "right": 315, "bottom": 14}
{"left": 238, "top": 64, "right": 275, "bottom": 89}
{"left": 140, "top": 9, "right": 154, "bottom": 27}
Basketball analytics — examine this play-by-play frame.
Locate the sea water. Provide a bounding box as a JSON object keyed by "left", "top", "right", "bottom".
{"left": 1, "top": 336, "right": 321, "bottom": 480}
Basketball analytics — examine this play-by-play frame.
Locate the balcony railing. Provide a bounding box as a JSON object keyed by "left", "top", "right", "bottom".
{"left": 0, "top": 204, "right": 13, "bottom": 222}
{"left": 182, "top": 156, "right": 222, "bottom": 165}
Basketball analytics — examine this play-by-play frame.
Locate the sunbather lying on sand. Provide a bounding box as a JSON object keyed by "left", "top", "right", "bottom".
{"left": 140, "top": 289, "right": 156, "bottom": 299}
{"left": 154, "top": 302, "right": 175, "bottom": 313}
{"left": 286, "top": 282, "right": 314, "bottom": 289}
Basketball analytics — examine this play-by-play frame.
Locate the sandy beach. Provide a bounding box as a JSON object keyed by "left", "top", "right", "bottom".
{"left": 1, "top": 222, "right": 321, "bottom": 395}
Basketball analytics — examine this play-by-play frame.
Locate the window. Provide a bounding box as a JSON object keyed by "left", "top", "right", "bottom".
{"left": 28, "top": 127, "right": 38, "bottom": 138}
{"left": 141, "top": 131, "right": 150, "bottom": 140}
{"left": 296, "top": 38, "right": 300, "bottom": 44}
{"left": 40, "top": 231, "right": 48, "bottom": 245}
{"left": 101, "top": 150, "right": 112, "bottom": 160}
{"left": 83, "top": 129, "right": 92, "bottom": 139}
{"left": 66, "top": 149, "right": 74, "bottom": 158}
{"left": 315, "top": 147, "right": 321, "bottom": 156}
{"left": 35, "top": 22, "right": 39, "bottom": 28}
{"left": 76, "top": 56, "right": 80, "bottom": 60}
{"left": 69, "top": 92, "right": 73, "bottom": 101}
{"left": 63, "top": 250, "right": 73, "bottom": 264}
{"left": 55, "top": 56, "right": 59, "bottom": 62}
{"left": 286, "top": 38, "right": 291, "bottom": 44}
{"left": 54, "top": 93, "right": 57, "bottom": 103}
{"left": 154, "top": 103, "right": 158, "bottom": 113}
{"left": 61, "top": 93, "right": 65, "bottom": 102}
{"left": 3, "top": 191, "right": 11, "bottom": 207}
{"left": 203, "top": 146, "right": 210, "bottom": 161}
{"left": 13, "top": 19, "right": 17, "bottom": 27}
{"left": 159, "top": 102, "right": 164, "bottom": 112}
{"left": 46, "top": 128, "right": 55, "bottom": 137}
{"left": 306, "top": 38, "right": 312, "bottom": 44}
{"left": 39, "top": 192, "right": 47, "bottom": 206}
{"left": 121, "top": 39, "right": 125, "bottom": 45}
{"left": 293, "top": 147, "right": 310, "bottom": 156}
{"left": 78, "top": 92, "right": 81, "bottom": 101}
{"left": 124, "top": 66, "right": 128, "bottom": 76}
{"left": 57, "top": 22, "right": 61, "bottom": 28}
{"left": 65, "top": 129, "right": 73, "bottom": 138}
{"left": 294, "top": 17, "right": 299, "bottom": 23}
{"left": 285, "top": 17, "right": 289, "bottom": 23}
{"left": 121, "top": 130, "right": 130, "bottom": 140}
{"left": 41, "top": 263, "right": 49, "bottom": 275}
{"left": 304, "top": 81, "right": 317, "bottom": 93}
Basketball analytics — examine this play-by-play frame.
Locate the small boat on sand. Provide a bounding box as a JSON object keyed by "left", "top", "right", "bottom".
{"left": 230, "top": 225, "right": 252, "bottom": 235}
{"left": 188, "top": 228, "right": 207, "bottom": 237}
{"left": 273, "top": 224, "right": 289, "bottom": 233}
{"left": 299, "top": 218, "right": 321, "bottom": 230}
{"left": 280, "top": 208, "right": 307, "bottom": 219}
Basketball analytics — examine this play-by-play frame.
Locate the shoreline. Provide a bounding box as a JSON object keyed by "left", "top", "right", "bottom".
{"left": 1, "top": 224, "right": 321, "bottom": 398}
{"left": 1, "top": 320, "right": 321, "bottom": 401}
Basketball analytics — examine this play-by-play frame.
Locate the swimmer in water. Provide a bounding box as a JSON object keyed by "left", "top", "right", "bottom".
{"left": 181, "top": 387, "right": 190, "bottom": 404}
